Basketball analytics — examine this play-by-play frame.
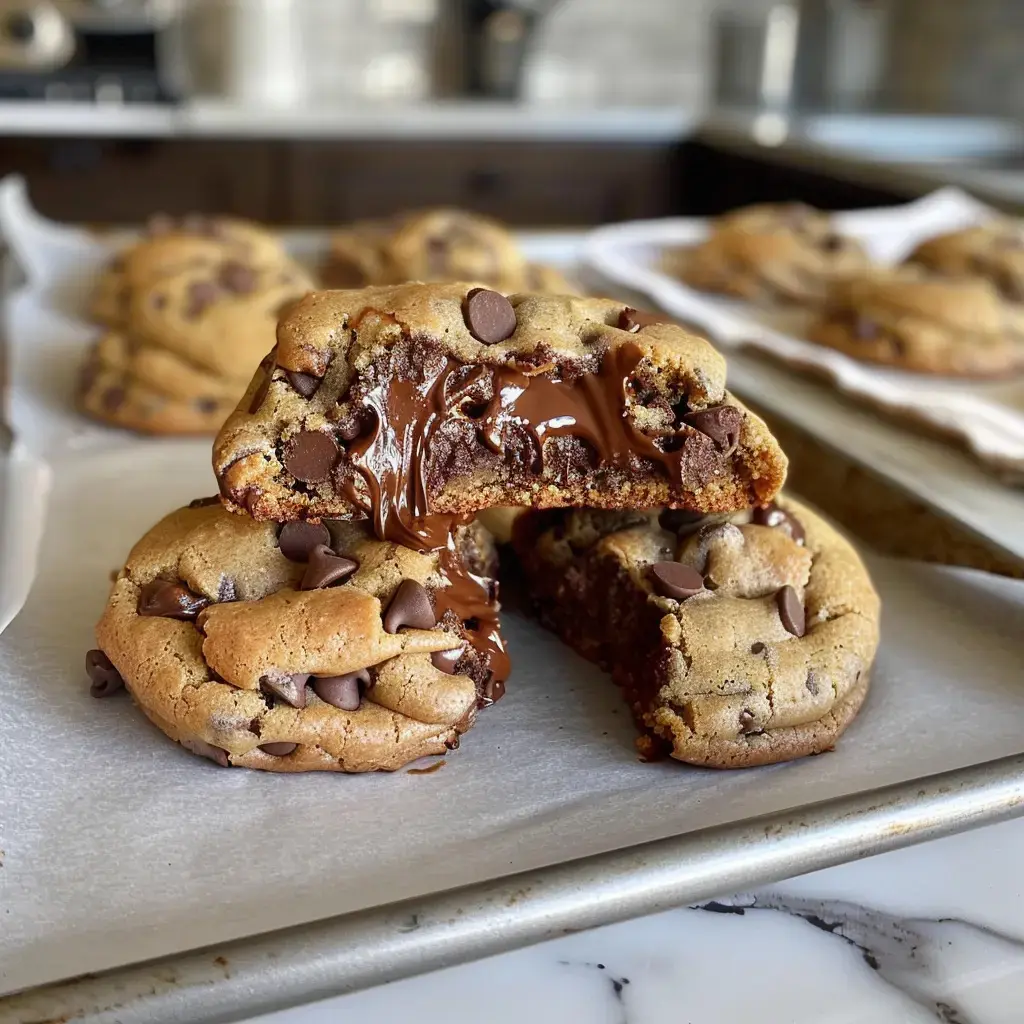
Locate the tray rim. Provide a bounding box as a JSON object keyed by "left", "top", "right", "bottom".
{"left": 3, "top": 751, "right": 1024, "bottom": 1023}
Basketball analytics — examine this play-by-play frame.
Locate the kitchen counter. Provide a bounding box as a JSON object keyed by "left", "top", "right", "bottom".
{"left": 0, "top": 100, "right": 698, "bottom": 142}
{"left": 248, "top": 815, "right": 1024, "bottom": 1023}
{"left": 698, "top": 110, "right": 1024, "bottom": 213}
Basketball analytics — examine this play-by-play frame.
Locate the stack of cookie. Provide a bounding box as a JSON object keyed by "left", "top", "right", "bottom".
{"left": 86, "top": 283, "right": 881, "bottom": 772}
{"left": 82, "top": 215, "right": 314, "bottom": 434}
{"left": 669, "top": 202, "right": 1024, "bottom": 378}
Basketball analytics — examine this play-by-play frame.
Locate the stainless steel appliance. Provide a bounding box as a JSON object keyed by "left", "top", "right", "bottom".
{"left": 0, "top": 0, "right": 181, "bottom": 102}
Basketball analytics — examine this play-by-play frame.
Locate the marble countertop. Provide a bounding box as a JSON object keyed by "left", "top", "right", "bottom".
{"left": 247, "top": 815, "right": 1024, "bottom": 1023}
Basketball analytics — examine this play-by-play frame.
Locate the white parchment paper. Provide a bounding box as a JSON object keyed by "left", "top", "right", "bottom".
{"left": 583, "top": 188, "right": 1024, "bottom": 477}
{"left": 3, "top": 177, "right": 1024, "bottom": 997}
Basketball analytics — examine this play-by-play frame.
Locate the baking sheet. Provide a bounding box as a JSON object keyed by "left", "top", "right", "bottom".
{"left": 4, "top": 179, "right": 1024, "bottom": 999}
{"left": 5, "top": 440, "right": 1024, "bottom": 997}
{"left": 583, "top": 188, "right": 1024, "bottom": 478}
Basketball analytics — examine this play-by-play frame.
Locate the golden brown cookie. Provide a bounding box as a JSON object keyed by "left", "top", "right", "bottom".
{"left": 321, "top": 208, "right": 575, "bottom": 294}
{"left": 87, "top": 501, "right": 507, "bottom": 772}
{"left": 808, "top": 269, "right": 1024, "bottom": 377}
{"left": 213, "top": 285, "right": 787, "bottom": 542}
{"left": 669, "top": 202, "right": 871, "bottom": 306}
{"left": 512, "top": 497, "right": 880, "bottom": 768}
{"left": 80, "top": 258, "right": 315, "bottom": 435}
{"left": 905, "top": 221, "right": 1024, "bottom": 303}
{"left": 78, "top": 332, "right": 239, "bottom": 435}
{"left": 90, "top": 214, "right": 292, "bottom": 328}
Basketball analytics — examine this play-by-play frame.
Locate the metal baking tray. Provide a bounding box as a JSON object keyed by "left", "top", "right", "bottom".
{"left": 3, "top": 206, "right": 1024, "bottom": 1024}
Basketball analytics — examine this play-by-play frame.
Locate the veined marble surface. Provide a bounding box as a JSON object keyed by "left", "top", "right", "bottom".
{"left": 250, "top": 815, "right": 1024, "bottom": 1024}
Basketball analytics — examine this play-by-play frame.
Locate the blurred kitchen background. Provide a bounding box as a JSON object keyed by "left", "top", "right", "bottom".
{"left": 2, "top": 0, "right": 1023, "bottom": 224}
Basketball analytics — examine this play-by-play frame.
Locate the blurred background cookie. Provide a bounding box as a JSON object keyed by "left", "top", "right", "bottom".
{"left": 322, "top": 207, "right": 576, "bottom": 293}
{"left": 80, "top": 256, "right": 314, "bottom": 435}
{"left": 90, "top": 215, "right": 293, "bottom": 329}
{"left": 667, "top": 201, "right": 870, "bottom": 306}
{"left": 807, "top": 269, "right": 1024, "bottom": 377}
{"left": 905, "top": 221, "right": 1024, "bottom": 303}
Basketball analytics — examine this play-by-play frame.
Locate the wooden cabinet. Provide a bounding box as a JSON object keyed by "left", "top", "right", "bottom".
{"left": 0, "top": 136, "right": 681, "bottom": 226}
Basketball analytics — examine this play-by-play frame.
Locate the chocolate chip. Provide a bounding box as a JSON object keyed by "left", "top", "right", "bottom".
{"left": 776, "top": 585, "right": 806, "bottom": 637}
{"left": 102, "top": 386, "right": 125, "bottom": 411}
{"left": 138, "top": 579, "right": 209, "bottom": 619}
{"left": 180, "top": 737, "right": 229, "bottom": 766}
{"left": 650, "top": 562, "right": 705, "bottom": 601}
{"left": 751, "top": 641, "right": 765, "bottom": 654}
{"left": 384, "top": 579, "right": 436, "bottom": 633}
{"left": 300, "top": 544, "right": 359, "bottom": 590}
{"left": 618, "top": 307, "right": 666, "bottom": 333}
{"left": 463, "top": 288, "right": 517, "bottom": 344}
{"left": 806, "top": 671, "right": 819, "bottom": 695}
{"left": 259, "top": 742, "right": 297, "bottom": 756}
{"left": 260, "top": 671, "right": 310, "bottom": 709}
{"left": 821, "top": 234, "right": 844, "bottom": 253}
{"left": 285, "top": 370, "right": 321, "bottom": 399}
{"left": 283, "top": 430, "right": 340, "bottom": 483}
{"left": 313, "top": 669, "right": 371, "bottom": 711}
{"left": 431, "top": 646, "right": 464, "bottom": 675}
{"left": 658, "top": 509, "right": 706, "bottom": 536}
{"left": 739, "top": 710, "right": 758, "bottom": 734}
{"left": 683, "top": 405, "right": 742, "bottom": 452}
{"left": 188, "top": 496, "right": 220, "bottom": 508}
{"left": 218, "top": 576, "right": 237, "bottom": 602}
{"left": 853, "top": 315, "right": 878, "bottom": 341}
{"left": 195, "top": 397, "right": 219, "bottom": 414}
{"left": 278, "top": 521, "right": 331, "bottom": 562}
{"left": 152, "top": 293, "right": 167, "bottom": 310}
{"left": 218, "top": 260, "right": 257, "bottom": 294}
{"left": 186, "top": 280, "right": 219, "bottom": 319}
{"left": 86, "top": 649, "right": 124, "bottom": 697}
{"left": 752, "top": 503, "right": 806, "bottom": 545}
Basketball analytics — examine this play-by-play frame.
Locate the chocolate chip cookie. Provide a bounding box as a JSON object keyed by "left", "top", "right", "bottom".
{"left": 321, "top": 207, "right": 573, "bottom": 294}
{"left": 78, "top": 332, "right": 240, "bottom": 435}
{"left": 88, "top": 500, "right": 507, "bottom": 771}
{"left": 807, "top": 269, "right": 1024, "bottom": 377}
{"left": 905, "top": 221, "right": 1024, "bottom": 304}
{"left": 512, "top": 497, "right": 880, "bottom": 768}
{"left": 213, "top": 285, "right": 788, "bottom": 545}
{"left": 670, "top": 202, "right": 871, "bottom": 306}
{"left": 90, "top": 214, "right": 291, "bottom": 329}
{"left": 80, "top": 258, "right": 314, "bottom": 435}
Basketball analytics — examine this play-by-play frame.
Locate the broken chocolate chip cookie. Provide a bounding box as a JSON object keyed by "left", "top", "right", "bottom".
{"left": 512, "top": 496, "right": 880, "bottom": 768}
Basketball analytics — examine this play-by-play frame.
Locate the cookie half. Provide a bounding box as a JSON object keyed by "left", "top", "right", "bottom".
{"left": 213, "top": 285, "right": 787, "bottom": 542}
{"left": 512, "top": 497, "right": 880, "bottom": 768}
{"left": 88, "top": 501, "right": 507, "bottom": 771}
{"left": 808, "top": 269, "right": 1024, "bottom": 377}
